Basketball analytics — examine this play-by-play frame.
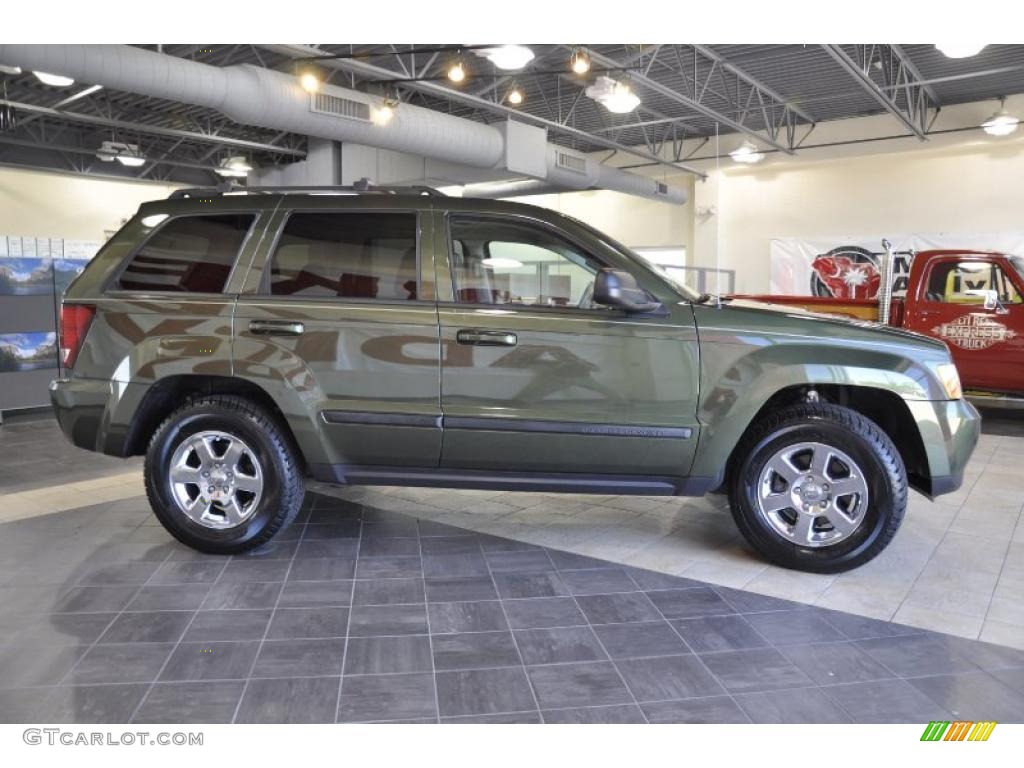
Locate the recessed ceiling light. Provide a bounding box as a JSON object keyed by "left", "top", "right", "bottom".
{"left": 33, "top": 71, "right": 75, "bottom": 87}
{"left": 935, "top": 43, "right": 986, "bottom": 58}
{"left": 729, "top": 141, "right": 764, "bottom": 164}
{"left": 585, "top": 76, "right": 641, "bottom": 113}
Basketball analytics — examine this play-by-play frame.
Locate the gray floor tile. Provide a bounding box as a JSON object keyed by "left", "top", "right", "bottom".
{"left": 503, "top": 597, "right": 587, "bottom": 629}
{"left": 201, "top": 582, "right": 283, "bottom": 610}
{"left": 591, "top": 621, "right": 690, "bottom": 659}
{"left": 699, "top": 648, "right": 814, "bottom": 693}
{"left": 253, "top": 639, "right": 346, "bottom": 678}
{"left": 278, "top": 580, "right": 353, "bottom": 608}
{"left": 514, "top": 626, "right": 608, "bottom": 665}
{"left": 642, "top": 696, "right": 750, "bottom": 723}
{"left": 339, "top": 672, "right": 437, "bottom": 722}
{"left": 345, "top": 635, "right": 433, "bottom": 675}
{"left": 442, "top": 711, "right": 541, "bottom": 723}
{"left": 361, "top": 518, "right": 419, "bottom": 538}
{"left": 625, "top": 568, "right": 706, "bottom": 591}
{"left": 183, "top": 610, "right": 272, "bottom": 642}
{"left": 98, "top": 611, "right": 194, "bottom": 644}
{"left": 559, "top": 568, "right": 638, "bottom": 596}
{"left": 69, "top": 642, "right": 174, "bottom": 684}
{"left": 423, "top": 553, "right": 490, "bottom": 578}
{"left": 493, "top": 572, "right": 569, "bottom": 599}
{"left": 159, "top": 641, "right": 261, "bottom": 681}
{"left": 424, "top": 576, "right": 498, "bottom": 603}
{"left": 856, "top": 635, "right": 982, "bottom": 677}
{"left": 778, "top": 642, "right": 896, "bottom": 685}
{"left": 736, "top": 687, "right": 852, "bottom": 723}
{"left": 267, "top": 607, "right": 349, "bottom": 639}
{"left": 53, "top": 585, "right": 139, "bottom": 613}
{"left": 908, "top": 671, "right": 1024, "bottom": 723}
{"left": 714, "top": 586, "right": 808, "bottom": 614}
{"left": 236, "top": 676, "right": 340, "bottom": 723}
{"left": 527, "top": 661, "right": 633, "bottom": 709}
{"left": 745, "top": 610, "right": 847, "bottom": 646}
{"left": 941, "top": 636, "right": 1024, "bottom": 672}
{"left": 542, "top": 704, "right": 646, "bottom": 723}
{"left": 428, "top": 601, "right": 509, "bottom": 634}
{"left": 356, "top": 556, "right": 422, "bottom": 579}
{"left": 217, "top": 559, "right": 290, "bottom": 583}
{"left": 359, "top": 537, "right": 419, "bottom": 558}
{"left": 0, "top": 643, "right": 88, "bottom": 687}
{"left": 436, "top": 667, "right": 536, "bottom": 717}
{"left": 38, "top": 683, "right": 150, "bottom": 724}
{"left": 546, "top": 551, "right": 610, "bottom": 571}
{"left": 303, "top": 522, "right": 361, "bottom": 540}
{"left": 353, "top": 577, "right": 425, "bottom": 606}
{"left": 287, "top": 558, "right": 356, "bottom": 581}
{"left": 133, "top": 681, "right": 245, "bottom": 723}
{"left": 647, "top": 587, "right": 735, "bottom": 619}
{"left": 76, "top": 561, "right": 161, "bottom": 585}
{"left": 484, "top": 550, "right": 555, "bottom": 574}
{"left": 576, "top": 592, "right": 661, "bottom": 624}
{"left": 822, "top": 679, "right": 953, "bottom": 723}
{"left": 348, "top": 604, "right": 428, "bottom": 637}
{"left": 295, "top": 539, "right": 359, "bottom": 560}
{"left": 0, "top": 687, "right": 58, "bottom": 722}
{"left": 14, "top": 613, "right": 116, "bottom": 646}
{"left": 671, "top": 615, "right": 769, "bottom": 653}
{"left": 150, "top": 560, "right": 226, "bottom": 585}
{"left": 616, "top": 654, "right": 724, "bottom": 702}
{"left": 433, "top": 630, "right": 521, "bottom": 670}
{"left": 127, "top": 585, "right": 211, "bottom": 611}
{"left": 818, "top": 609, "right": 924, "bottom": 640}
{"left": 420, "top": 536, "right": 484, "bottom": 555}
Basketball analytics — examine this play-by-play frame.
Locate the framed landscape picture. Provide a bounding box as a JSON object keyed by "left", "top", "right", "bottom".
{"left": 0, "top": 331, "right": 59, "bottom": 372}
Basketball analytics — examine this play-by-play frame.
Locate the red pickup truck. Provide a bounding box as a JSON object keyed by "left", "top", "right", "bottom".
{"left": 740, "top": 249, "right": 1024, "bottom": 402}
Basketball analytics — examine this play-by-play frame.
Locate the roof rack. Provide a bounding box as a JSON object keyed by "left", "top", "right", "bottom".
{"left": 168, "top": 178, "right": 445, "bottom": 200}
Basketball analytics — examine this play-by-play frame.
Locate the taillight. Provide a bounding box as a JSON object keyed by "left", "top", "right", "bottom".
{"left": 59, "top": 303, "right": 95, "bottom": 370}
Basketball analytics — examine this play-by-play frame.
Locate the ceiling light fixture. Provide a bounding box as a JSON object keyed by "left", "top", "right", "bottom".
{"left": 299, "top": 72, "right": 320, "bottom": 94}
{"left": 215, "top": 156, "right": 253, "bottom": 178}
{"left": 506, "top": 85, "right": 524, "bottom": 106}
{"left": 585, "top": 76, "right": 641, "bottom": 113}
{"left": 448, "top": 58, "right": 467, "bottom": 83}
{"left": 935, "top": 43, "right": 986, "bottom": 58}
{"left": 478, "top": 45, "right": 535, "bottom": 71}
{"left": 570, "top": 48, "right": 591, "bottom": 75}
{"left": 0, "top": 65, "right": 22, "bottom": 76}
{"left": 96, "top": 140, "right": 145, "bottom": 166}
{"left": 730, "top": 140, "right": 764, "bottom": 164}
{"left": 982, "top": 101, "right": 1020, "bottom": 136}
{"left": 33, "top": 71, "right": 75, "bottom": 87}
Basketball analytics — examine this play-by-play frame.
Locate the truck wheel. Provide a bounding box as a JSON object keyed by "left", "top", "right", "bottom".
{"left": 144, "top": 395, "right": 304, "bottom": 554}
{"left": 727, "top": 403, "right": 907, "bottom": 573}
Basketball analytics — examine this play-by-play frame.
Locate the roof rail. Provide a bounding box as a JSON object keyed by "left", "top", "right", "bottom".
{"left": 168, "top": 178, "right": 445, "bottom": 200}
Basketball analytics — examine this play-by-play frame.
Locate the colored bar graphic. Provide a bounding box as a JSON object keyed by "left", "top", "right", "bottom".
{"left": 920, "top": 721, "right": 996, "bottom": 742}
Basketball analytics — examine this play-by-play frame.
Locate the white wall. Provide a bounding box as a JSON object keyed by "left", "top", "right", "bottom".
{"left": 0, "top": 166, "right": 178, "bottom": 241}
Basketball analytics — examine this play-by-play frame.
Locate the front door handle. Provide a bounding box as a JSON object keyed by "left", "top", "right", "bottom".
{"left": 456, "top": 329, "right": 517, "bottom": 346}
{"left": 249, "top": 320, "right": 305, "bottom": 336}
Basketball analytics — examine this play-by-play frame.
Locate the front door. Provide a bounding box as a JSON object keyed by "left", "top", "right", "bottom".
{"left": 909, "top": 254, "right": 1024, "bottom": 393}
{"left": 233, "top": 201, "right": 442, "bottom": 470}
{"left": 436, "top": 213, "right": 700, "bottom": 480}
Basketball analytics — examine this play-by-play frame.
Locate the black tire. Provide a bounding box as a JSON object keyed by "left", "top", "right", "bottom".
{"left": 727, "top": 403, "right": 907, "bottom": 573}
{"left": 144, "top": 395, "right": 304, "bottom": 554}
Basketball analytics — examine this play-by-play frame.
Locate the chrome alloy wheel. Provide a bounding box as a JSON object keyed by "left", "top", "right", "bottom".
{"left": 756, "top": 441, "right": 869, "bottom": 548}
{"left": 168, "top": 430, "right": 263, "bottom": 529}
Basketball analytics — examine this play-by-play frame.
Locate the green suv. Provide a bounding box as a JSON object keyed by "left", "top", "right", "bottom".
{"left": 50, "top": 185, "right": 979, "bottom": 572}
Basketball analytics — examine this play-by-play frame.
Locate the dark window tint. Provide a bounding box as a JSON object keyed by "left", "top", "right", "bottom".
{"left": 117, "top": 214, "right": 254, "bottom": 293}
{"left": 269, "top": 212, "right": 418, "bottom": 300}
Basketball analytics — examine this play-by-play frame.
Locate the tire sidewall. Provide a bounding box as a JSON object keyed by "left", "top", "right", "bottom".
{"left": 733, "top": 418, "right": 898, "bottom": 570}
{"left": 147, "top": 405, "right": 286, "bottom": 551}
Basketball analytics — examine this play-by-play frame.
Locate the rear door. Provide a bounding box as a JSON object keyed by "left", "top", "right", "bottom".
{"left": 233, "top": 197, "right": 442, "bottom": 471}
{"left": 434, "top": 210, "right": 701, "bottom": 481}
{"left": 908, "top": 254, "right": 1024, "bottom": 392}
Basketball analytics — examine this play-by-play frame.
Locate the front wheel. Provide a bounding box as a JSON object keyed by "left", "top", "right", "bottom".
{"left": 728, "top": 403, "right": 907, "bottom": 573}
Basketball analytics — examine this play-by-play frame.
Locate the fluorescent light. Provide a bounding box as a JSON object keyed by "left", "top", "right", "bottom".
{"left": 982, "top": 108, "right": 1019, "bottom": 136}
{"left": 481, "top": 257, "right": 524, "bottom": 269}
{"left": 585, "top": 76, "right": 641, "bottom": 114}
{"left": 935, "top": 43, "right": 986, "bottom": 58}
{"left": 215, "top": 156, "right": 253, "bottom": 178}
{"left": 33, "top": 71, "right": 75, "bottom": 87}
{"left": 730, "top": 140, "right": 764, "bottom": 164}
{"left": 480, "top": 45, "right": 534, "bottom": 71}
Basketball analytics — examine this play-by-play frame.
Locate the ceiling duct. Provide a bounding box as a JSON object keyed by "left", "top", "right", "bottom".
{"left": 0, "top": 44, "right": 686, "bottom": 204}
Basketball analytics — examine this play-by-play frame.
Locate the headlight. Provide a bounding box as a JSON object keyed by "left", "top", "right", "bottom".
{"left": 935, "top": 362, "right": 963, "bottom": 400}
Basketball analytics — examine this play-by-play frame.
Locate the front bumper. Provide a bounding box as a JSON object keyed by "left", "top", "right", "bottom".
{"left": 50, "top": 377, "right": 150, "bottom": 457}
{"left": 906, "top": 398, "right": 981, "bottom": 499}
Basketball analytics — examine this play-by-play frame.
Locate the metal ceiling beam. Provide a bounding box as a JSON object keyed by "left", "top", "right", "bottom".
{"left": 822, "top": 45, "right": 939, "bottom": 140}
{"left": 0, "top": 99, "right": 307, "bottom": 157}
{"left": 260, "top": 44, "right": 706, "bottom": 179}
{"left": 581, "top": 46, "right": 808, "bottom": 155}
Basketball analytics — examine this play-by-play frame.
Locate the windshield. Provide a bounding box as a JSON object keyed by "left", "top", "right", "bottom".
{"left": 564, "top": 216, "right": 704, "bottom": 302}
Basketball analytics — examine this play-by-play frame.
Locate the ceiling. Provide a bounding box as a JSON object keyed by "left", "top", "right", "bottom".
{"left": 1, "top": 43, "right": 1022, "bottom": 185}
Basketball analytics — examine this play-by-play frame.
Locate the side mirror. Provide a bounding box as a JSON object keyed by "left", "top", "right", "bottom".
{"left": 593, "top": 268, "right": 662, "bottom": 314}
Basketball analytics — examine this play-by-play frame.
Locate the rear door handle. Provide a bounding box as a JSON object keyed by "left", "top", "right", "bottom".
{"left": 456, "top": 329, "right": 517, "bottom": 346}
{"left": 249, "top": 320, "right": 305, "bottom": 336}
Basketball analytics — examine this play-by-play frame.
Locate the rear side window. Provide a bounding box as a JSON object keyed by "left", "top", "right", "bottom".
{"left": 268, "top": 212, "right": 418, "bottom": 301}
{"left": 116, "top": 214, "right": 255, "bottom": 293}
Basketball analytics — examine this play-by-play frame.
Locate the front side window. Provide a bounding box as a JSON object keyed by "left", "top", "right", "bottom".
{"left": 924, "top": 259, "right": 1022, "bottom": 305}
{"left": 449, "top": 217, "right": 603, "bottom": 308}
{"left": 116, "top": 214, "right": 255, "bottom": 293}
{"left": 269, "top": 212, "right": 418, "bottom": 300}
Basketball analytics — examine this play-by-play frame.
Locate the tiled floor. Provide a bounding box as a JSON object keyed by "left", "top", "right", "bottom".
{"left": 1, "top": 491, "right": 1024, "bottom": 723}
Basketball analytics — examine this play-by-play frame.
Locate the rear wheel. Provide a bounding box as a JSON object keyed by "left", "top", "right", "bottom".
{"left": 144, "top": 395, "right": 304, "bottom": 554}
{"left": 728, "top": 403, "right": 907, "bottom": 573}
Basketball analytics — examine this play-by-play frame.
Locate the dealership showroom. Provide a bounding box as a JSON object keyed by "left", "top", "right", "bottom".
{"left": 3, "top": 14, "right": 1024, "bottom": 746}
